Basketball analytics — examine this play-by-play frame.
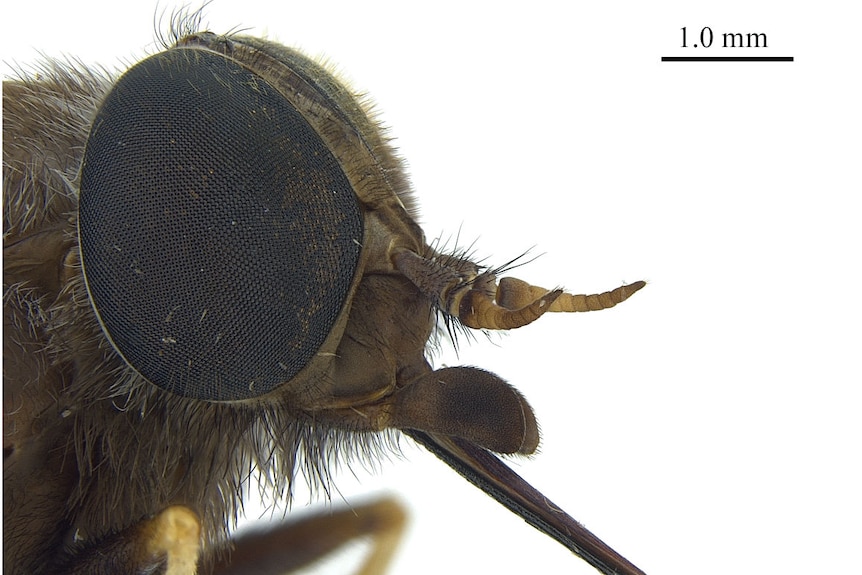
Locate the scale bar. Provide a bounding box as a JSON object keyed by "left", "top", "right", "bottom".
{"left": 662, "top": 56, "right": 793, "bottom": 62}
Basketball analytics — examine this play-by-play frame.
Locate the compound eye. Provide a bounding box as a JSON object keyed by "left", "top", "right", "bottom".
{"left": 79, "top": 48, "right": 363, "bottom": 401}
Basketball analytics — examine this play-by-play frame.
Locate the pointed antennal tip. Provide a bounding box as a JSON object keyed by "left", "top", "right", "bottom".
{"left": 498, "top": 278, "right": 645, "bottom": 314}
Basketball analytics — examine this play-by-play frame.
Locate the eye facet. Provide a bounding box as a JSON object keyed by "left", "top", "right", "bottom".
{"left": 79, "top": 48, "right": 364, "bottom": 401}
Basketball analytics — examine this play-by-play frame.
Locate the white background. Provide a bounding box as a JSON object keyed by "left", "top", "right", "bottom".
{"left": 3, "top": 2, "right": 860, "bottom": 574}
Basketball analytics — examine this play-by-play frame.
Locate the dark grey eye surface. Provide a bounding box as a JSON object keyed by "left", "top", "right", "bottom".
{"left": 79, "top": 48, "right": 363, "bottom": 401}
